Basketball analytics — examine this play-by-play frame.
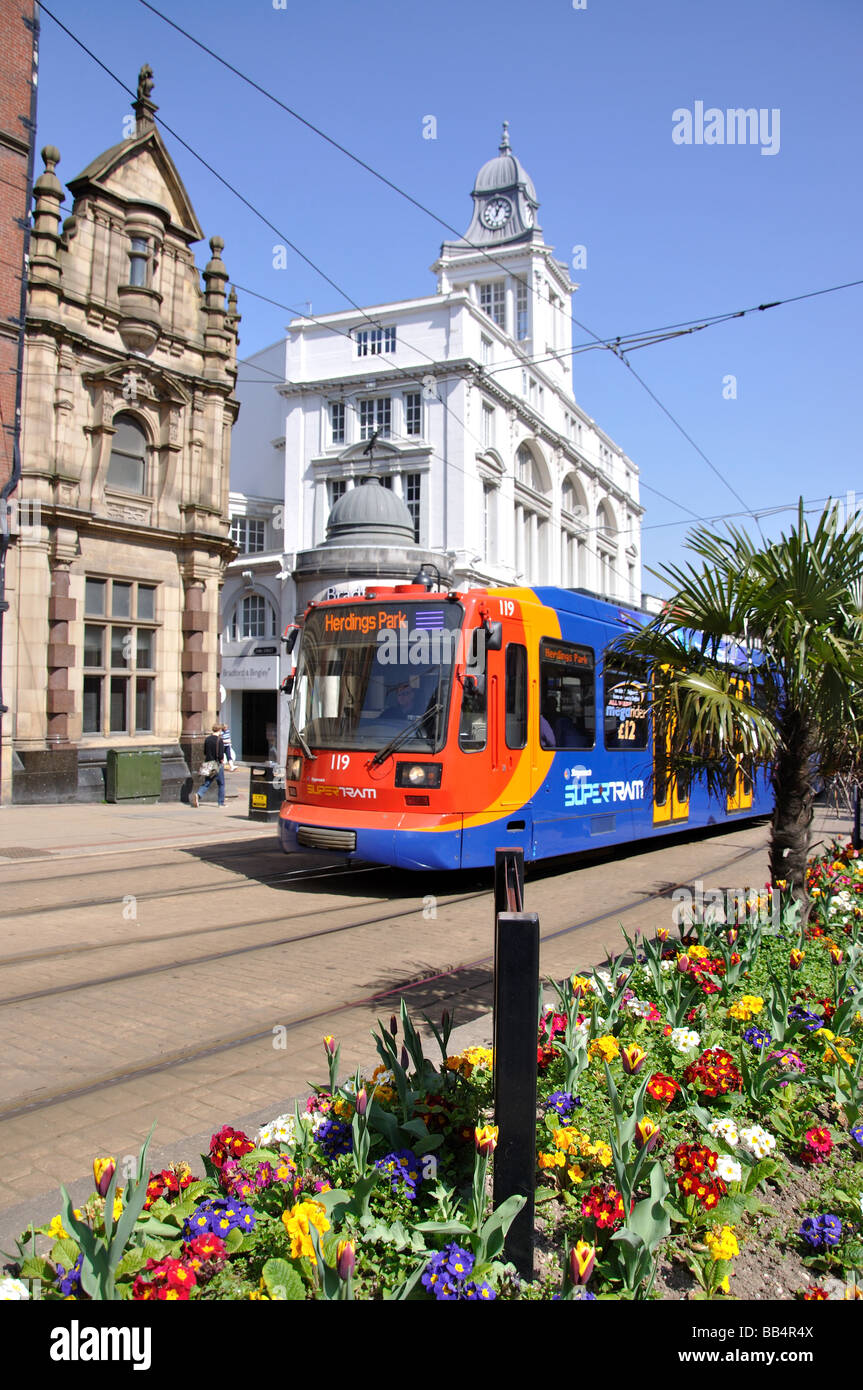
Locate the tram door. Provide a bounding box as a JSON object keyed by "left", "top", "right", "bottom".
{"left": 652, "top": 687, "right": 689, "bottom": 826}
{"left": 726, "top": 677, "right": 754, "bottom": 813}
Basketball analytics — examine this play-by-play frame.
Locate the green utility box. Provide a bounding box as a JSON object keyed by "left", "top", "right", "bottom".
{"left": 106, "top": 749, "right": 161, "bottom": 802}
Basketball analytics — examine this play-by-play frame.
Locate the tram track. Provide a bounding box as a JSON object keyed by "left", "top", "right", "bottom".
{"left": 0, "top": 838, "right": 764, "bottom": 1123}
{"left": 0, "top": 859, "right": 384, "bottom": 923}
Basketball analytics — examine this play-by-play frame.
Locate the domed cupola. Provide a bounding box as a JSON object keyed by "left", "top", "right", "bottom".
{"left": 448, "top": 123, "right": 541, "bottom": 247}
{"left": 321, "top": 476, "right": 416, "bottom": 548}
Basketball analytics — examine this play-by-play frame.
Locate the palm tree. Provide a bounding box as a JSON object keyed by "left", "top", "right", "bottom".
{"left": 607, "top": 500, "right": 863, "bottom": 907}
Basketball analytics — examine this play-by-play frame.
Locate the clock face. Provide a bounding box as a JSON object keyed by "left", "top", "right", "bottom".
{"left": 481, "top": 197, "right": 512, "bottom": 229}
{"left": 524, "top": 204, "right": 535, "bottom": 229}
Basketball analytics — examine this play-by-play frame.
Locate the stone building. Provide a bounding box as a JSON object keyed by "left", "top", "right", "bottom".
{"left": 3, "top": 68, "right": 239, "bottom": 803}
{"left": 0, "top": 0, "right": 37, "bottom": 802}
{"left": 224, "top": 126, "right": 642, "bottom": 766}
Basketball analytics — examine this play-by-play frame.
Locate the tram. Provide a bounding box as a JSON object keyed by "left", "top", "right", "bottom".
{"left": 277, "top": 582, "right": 770, "bottom": 870}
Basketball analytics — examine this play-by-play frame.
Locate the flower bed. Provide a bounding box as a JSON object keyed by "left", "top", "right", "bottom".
{"left": 2, "top": 841, "right": 862, "bottom": 1302}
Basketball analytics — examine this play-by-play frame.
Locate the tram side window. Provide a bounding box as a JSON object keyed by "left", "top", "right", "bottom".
{"left": 459, "top": 673, "right": 487, "bottom": 752}
{"left": 539, "top": 638, "right": 595, "bottom": 749}
{"left": 603, "top": 669, "right": 648, "bottom": 750}
{"left": 505, "top": 644, "right": 527, "bottom": 749}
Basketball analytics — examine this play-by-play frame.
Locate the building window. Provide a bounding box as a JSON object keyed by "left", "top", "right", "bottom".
{"left": 378, "top": 474, "right": 393, "bottom": 489}
{"left": 230, "top": 517, "right": 266, "bottom": 553}
{"left": 106, "top": 413, "right": 147, "bottom": 495}
{"left": 404, "top": 392, "right": 422, "bottom": 437}
{"left": 516, "top": 444, "right": 545, "bottom": 491}
{"left": 231, "top": 594, "right": 277, "bottom": 641}
{"left": 128, "top": 236, "right": 151, "bottom": 287}
{"left": 82, "top": 578, "right": 157, "bottom": 736}
{"left": 359, "top": 396, "right": 391, "bottom": 439}
{"left": 483, "top": 482, "right": 497, "bottom": 562}
{"left": 404, "top": 472, "right": 421, "bottom": 543}
{"left": 328, "top": 478, "right": 348, "bottom": 510}
{"left": 330, "top": 401, "right": 345, "bottom": 445}
{"left": 478, "top": 281, "right": 505, "bottom": 329}
{"left": 356, "top": 326, "right": 396, "bottom": 356}
{"left": 481, "top": 335, "right": 493, "bottom": 365}
{"left": 516, "top": 280, "right": 529, "bottom": 340}
{"left": 481, "top": 403, "right": 495, "bottom": 449}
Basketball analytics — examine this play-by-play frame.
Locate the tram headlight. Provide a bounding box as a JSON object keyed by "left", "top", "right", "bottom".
{"left": 285, "top": 755, "right": 303, "bottom": 782}
{"left": 395, "top": 761, "right": 442, "bottom": 789}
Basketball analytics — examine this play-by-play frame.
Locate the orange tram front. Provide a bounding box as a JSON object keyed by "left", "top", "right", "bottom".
{"left": 277, "top": 582, "right": 770, "bottom": 871}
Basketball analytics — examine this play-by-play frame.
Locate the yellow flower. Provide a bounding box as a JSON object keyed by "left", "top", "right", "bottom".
{"left": 552, "top": 1127, "right": 577, "bottom": 1151}
{"left": 587, "top": 1141, "right": 613, "bottom": 1168}
{"left": 281, "top": 1200, "right": 330, "bottom": 1260}
{"left": 705, "top": 1225, "right": 740, "bottom": 1262}
{"left": 538, "top": 1151, "right": 565, "bottom": 1169}
{"left": 570, "top": 974, "right": 594, "bottom": 996}
{"left": 688, "top": 944, "right": 711, "bottom": 960}
{"left": 566, "top": 1163, "right": 586, "bottom": 1184}
{"left": 589, "top": 1035, "right": 620, "bottom": 1062}
{"left": 474, "top": 1124, "right": 499, "bottom": 1156}
{"left": 727, "top": 995, "right": 765, "bottom": 1022}
{"left": 112, "top": 1196, "right": 123, "bottom": 1222}
{"left": 47, "top": 1214, "right": 68, "bottom": 1241}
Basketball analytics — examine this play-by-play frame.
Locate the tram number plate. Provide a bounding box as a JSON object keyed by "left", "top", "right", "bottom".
{"left": 252, "top": 793, "right": 268, "bottom": 808}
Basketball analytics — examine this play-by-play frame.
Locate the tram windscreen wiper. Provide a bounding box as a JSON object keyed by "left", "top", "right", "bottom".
{"left": 369, "top": 703, "right": 443, "bottom": 767}
{"left": 288, "top": 700, "right": 313, "bottom": 760}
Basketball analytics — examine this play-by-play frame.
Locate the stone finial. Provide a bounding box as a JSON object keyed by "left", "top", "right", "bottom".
{"left": 30, "top": 146, "right": 64, "bottom": 284}
{"left": 499, "top": 120, "right": 511, "bottom": 154}
{"left": 133, "top": 63, "right": 158, "bottom": 132}
{"left": 137, "top": 64, "right": 154, "bottom": 102}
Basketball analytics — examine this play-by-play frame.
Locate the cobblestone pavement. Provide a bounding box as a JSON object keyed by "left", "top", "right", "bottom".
{"left": 0, "top": 795, "right": 850, "bottom": 1246}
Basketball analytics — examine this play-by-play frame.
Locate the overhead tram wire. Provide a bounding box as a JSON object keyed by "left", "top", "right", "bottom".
{"left": 37, "top": 5, "right": 754, "bottom": 552}
{"left": 133, "top": 0, "right": 860, "bottom": 525}
{"left": 34, "top": 7, "right": 683, "bottom": 563}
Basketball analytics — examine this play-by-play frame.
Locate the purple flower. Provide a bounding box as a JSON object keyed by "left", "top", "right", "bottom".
{"left": 56, "top": 1253, "right": 83, "bottom": 1297}
{"left": 743, "top": 1027, "right": 772, "bottom": 1051}
{"left": 799, "top": 1214, "right": 842, "bottom": 1250}
{"left": 374, "top": 1149, "right": 423, "bottom": 1200}
{"left": 422, "top": 1244, "right": 490, "bottom": 1301}
{"left": 546, "top": 1091, "right": 581, "bottom": 1117}
{"left": 850, "top": 1123, "right": 863, "bottom": 1148}
{"left": 315, "top": 1117, "right": 352, "bottom": 1160}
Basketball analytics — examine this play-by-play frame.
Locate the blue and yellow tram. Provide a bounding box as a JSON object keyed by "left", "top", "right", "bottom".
{"left": 277, "top": 583, "right": 769, "bottom": 870}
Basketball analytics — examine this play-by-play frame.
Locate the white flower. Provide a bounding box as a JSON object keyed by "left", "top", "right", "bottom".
{"left": 0, "top": 1278, "right": 30, "bottom": 1300}
{"left": 593, "top": 969, "right": 612, "bottom": 990}
{"left": 660, "top": 960, "right": 675, "bottom": 974}
{"left": 623, "top": 996, "right": 652, "bottom": 1018}
{"left": 256, "top": 1112, "right": 296, "bottom": 1147}
{"left": 670, "top": 1027, "right": 701, "bottom": 1053}
{"left": 373, "top": 1068, "right": 396, "bottom": 1087}
{"left": 707, "top": 1117, "right": 740, "bottom": 1148}
{"left": 738, "top": 1124, "right": 776, "bottom": 1159}
{"left": 715, "top": 1154, "right": 742, "bottom": 1183}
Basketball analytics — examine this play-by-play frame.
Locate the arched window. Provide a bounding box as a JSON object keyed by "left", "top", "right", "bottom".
{"left": 107, "top": 414, "right": 148, "bottom": 494}
{"left": 597, "top": 500, "right": 618, "bottom": 540}
{"left": 231, "top": 594, "right": 276, "bottom": 641}
{"left": 561, "top": 473, "right": 588, "bottom": 588}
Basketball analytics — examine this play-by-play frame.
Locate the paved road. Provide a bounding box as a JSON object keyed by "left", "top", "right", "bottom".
{"left": 0, "top": 796, "right": 850, "bottom": 1245}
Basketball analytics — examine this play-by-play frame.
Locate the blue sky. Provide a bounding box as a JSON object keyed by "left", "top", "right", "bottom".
{"left": 35, "top": 0, "right": 862, "bottom": 589}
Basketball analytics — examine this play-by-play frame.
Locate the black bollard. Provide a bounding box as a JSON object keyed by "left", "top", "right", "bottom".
{"left": 492, "top": 846, "right": 538, "bottom": 1280}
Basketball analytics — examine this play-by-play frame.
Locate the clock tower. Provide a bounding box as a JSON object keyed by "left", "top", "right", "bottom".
{"left": 457, "top": 121, "right": 540, "bottom": 246}
{"left": 432, "top": 123, "right": 575, "bottom": 393}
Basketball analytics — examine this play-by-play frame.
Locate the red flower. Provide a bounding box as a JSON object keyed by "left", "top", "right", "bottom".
{"left": 646, "top": 1072, "right": 680, "bottom": 1106}
{"left": 208, "top": 1126, "right": 254, "bottom": 1170}
{"left": 800, "top": 1127, "right": 833, "bottom": 1166}
{"left": 582, "top": 1184, "right": 625, "bottom": 1232}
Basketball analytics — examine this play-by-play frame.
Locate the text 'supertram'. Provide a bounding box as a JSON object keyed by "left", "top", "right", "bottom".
{"left": 278, "top": 583, "right": 769, "bottom": 870}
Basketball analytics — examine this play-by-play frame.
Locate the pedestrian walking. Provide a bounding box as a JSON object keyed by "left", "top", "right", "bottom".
{"left": 221, "top": 723, "right": 236, "bottom": 771}
{"left": 191, "top": 724, "right": 226, "bottom": 807}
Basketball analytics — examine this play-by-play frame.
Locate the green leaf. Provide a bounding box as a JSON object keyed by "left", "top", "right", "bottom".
{"left": 50, "top": 1238, "right": 81, "bottom": 1270}
{"left": 225, "top": 1226, "right": 245, "bottom": 1252}
{"left": 261, "top": 1258, "right": 306, "bottom": 1301}
{"left": 18, "top": 1255, "right": 54, "bottom": 1282}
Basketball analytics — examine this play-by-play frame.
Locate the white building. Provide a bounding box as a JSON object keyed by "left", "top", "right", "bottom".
{"left": 222, "top": 126, "right": 642, "bottom": 764}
